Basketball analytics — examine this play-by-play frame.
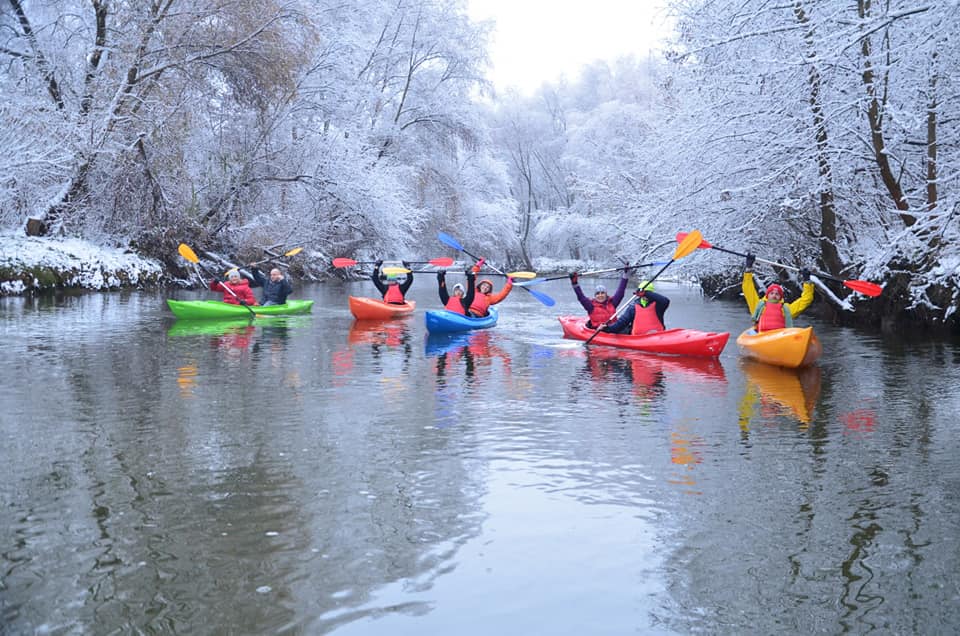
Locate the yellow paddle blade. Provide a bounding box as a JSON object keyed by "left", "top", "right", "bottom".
{"left": 673, "top": 230, "right": 703, "bottom": 260}
{"left": 284, "top": 247, "right": 303, "bottom": 257}
{"left": 506, "top": 271, "right": 537, "bottom": 279}
{"left": 381, "top": 266, "right": 411, "bottom": 275}
{"left": 178, "top": 243, "right": 199, "bottom": 263}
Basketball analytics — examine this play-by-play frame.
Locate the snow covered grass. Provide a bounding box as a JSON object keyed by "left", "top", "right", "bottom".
{"left": 0, "top": 230, "right": 166, "bottom": 295}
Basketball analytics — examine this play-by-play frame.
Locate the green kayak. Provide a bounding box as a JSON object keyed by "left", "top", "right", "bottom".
{"left": 166, "top": 299, "right": 314, "bottom": 319}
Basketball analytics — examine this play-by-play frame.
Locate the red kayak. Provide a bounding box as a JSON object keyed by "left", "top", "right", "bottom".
{"left": 348, "top": 296, "right": 416, "bottom": 320}
{"left": 558, "top": 316, "right": 729, "bottom": 358}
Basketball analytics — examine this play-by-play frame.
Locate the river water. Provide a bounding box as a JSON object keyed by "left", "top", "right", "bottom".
{"left": 1, "top": 278, "right": 959, "bottom": 634}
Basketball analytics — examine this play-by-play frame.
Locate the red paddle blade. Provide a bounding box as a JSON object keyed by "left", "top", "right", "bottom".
{"left": 675, "top": 231, "right": 712, "bottom": 249}
{"left": 429, "top": 257, "right": 454, "bottom": 267}
{"left": 844, "top": 279, "right": 883, "bottom": 297}
{"left": 332, "top": 257, "right": 357, "bottom": 268}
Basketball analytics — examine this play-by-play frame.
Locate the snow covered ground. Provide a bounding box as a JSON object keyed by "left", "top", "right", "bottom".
{"left": 0, "top": 231, "right": 166, "bottom": 295}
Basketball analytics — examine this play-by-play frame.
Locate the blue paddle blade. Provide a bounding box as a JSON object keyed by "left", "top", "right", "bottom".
{"left": 526, "top": 287, "right": 555, "bottom": 307}
{"left": 437, "top": 232, "right": 463, "bottom": 251}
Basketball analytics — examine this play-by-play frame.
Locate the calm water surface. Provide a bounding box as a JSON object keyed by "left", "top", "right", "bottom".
{"left": 1, "top": 278, "right": 959, "bottom": 634}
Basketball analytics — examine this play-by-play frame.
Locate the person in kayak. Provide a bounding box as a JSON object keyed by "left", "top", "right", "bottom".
{"left": 569, "top": 268, "right": 630, "bottom": 328}
{"left": 209, "top": 268, "right": 258, "bottom": 305}
{"left": 372, "top": 260, "right": 413, "bottom": 304}
{"left": 469, "top": 270, "right": 512, "bottom": 317}
{"left": 601, "top": 281, "right": 670, "bottom": 334}
{"left": 249, "top": 266, "right": 293, "bottom": 306}
{"left": 437, "top": 269, "right": 476, "bottom": 315}
{"left": 742, "top": 254, "right": 814, "bottom": 332}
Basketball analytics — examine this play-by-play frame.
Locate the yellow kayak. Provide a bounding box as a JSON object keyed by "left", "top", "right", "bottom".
{"left": 736, "top": 327, "right": 822, "bottom": 368}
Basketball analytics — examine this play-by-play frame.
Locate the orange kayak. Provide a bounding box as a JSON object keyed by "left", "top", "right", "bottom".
{"left": 348, "top": 296, "right": 416, "bottom": 320}
{"left": 736, "top": 327, "right": 822, "bottom": 368}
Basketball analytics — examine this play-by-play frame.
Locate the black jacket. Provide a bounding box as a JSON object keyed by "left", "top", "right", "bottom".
{"left": 250, "top": 267, "right": 293, "bottom": 304}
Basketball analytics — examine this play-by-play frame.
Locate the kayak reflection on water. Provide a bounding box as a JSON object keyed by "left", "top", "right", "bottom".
{"left": 426, "top": 331, "right": 512, "bottom": 385}
{"left": 737, "top": 359, "right": 823, "bottom": 428}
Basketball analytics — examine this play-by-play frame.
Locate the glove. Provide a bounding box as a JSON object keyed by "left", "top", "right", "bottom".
{"left": 437, "top": 270, "right": 445, "bottom": 283}
{"left": 569, "top": 272, "right": 579, "bottom": 285}
{"left": 402, "top": 260, "right": 410, "bottom": 268}
{"left": 506, "top": 276, "right": 514, "bottom": 284}
{"left": 800, "top": 267, "right": 811, "bottom": 282}
{"left": 745, "top": 254, "right": 756, "bottom": 271}
{"left": 465, "top": 269, "right": 475, "bottom": 278}
{"left": 636, "top": 290, "right": 646, "bottom": 298}
{"left": 375, "top": 259, "right": 383, "bottom": 268}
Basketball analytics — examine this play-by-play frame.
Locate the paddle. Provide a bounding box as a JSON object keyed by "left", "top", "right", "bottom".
{"left": 437, "top": 232, "right": 556, "bottom": 307}
{"left": 675, "top": 232, "right": 884, "bottom": 297}
{"left": 250, "top": 246, "right": 303, "bottom": 267}
{"left": 333, "top": 257, "right": 454, "bottom": 268}
{"left": 388, "top": 269, "right": 535, "bottom": 279}
{"left": 584, "top": 230, "right": 704, "bottom": 345}
{"left": 518, "top": 262, "right": 668, "bottom": 286}
{"left": 178, "top": 243, "right": 259, "bottom": 318}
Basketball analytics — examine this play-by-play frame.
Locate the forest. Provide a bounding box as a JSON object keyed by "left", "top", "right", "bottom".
{"left": 2, "top": 0, "right": 958, "bottom": 331}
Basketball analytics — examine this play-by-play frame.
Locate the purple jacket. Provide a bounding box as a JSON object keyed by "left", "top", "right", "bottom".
{"left": 573, "top": 274, "right": 629, "bottom": 318}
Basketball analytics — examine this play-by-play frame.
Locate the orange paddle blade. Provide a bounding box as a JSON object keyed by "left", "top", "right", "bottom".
{"left": 675, "top": 231, "right": 712, "bottom": 249}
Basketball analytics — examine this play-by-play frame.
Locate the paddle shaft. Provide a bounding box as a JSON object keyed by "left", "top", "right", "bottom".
{"left": 250, "top": 249, "right": 301, "bottom": 267}
{"left": 583, "top": 260, "right": 674, "bottom": 345}
{"left": 531, "top": 262, "right": 661, "bottom": 284}
{"left": 437, "top": 232, "right": 555, "bottom": 307}
{"left": 181, "top": 246, "right": 258, "bottom": 318}
{"left": 583, "top": 230, "right": 703, "bottom": 346}
{"left": 696, "top": 241, "right": 874, "bottom": 290}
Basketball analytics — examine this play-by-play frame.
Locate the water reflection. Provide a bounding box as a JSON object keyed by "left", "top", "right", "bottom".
{"left": 345, "top": 319, "right": 415, "bottom": 375}
{"left": 3, "top": 285, "right": 960, "bottom": 635}
{"left": 424, "top": 331, "right": 513, "bottom": 429}
{"left": 425, "top": 331, "right": 512, "bottom": 381}
{"left": 567, "top": 347, "right": 727, "bottom": 402}
{"left": 738, "top": 359, "right": 823, "bottom": 428}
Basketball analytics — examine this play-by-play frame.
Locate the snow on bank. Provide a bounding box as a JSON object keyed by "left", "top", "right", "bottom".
{"left": 0, "top": 231, "right": 166, "bottom": 295}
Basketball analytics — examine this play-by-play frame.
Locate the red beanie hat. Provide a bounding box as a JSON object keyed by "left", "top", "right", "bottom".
{"left": 766, "top": 283, "right": 784, "bottom": 297}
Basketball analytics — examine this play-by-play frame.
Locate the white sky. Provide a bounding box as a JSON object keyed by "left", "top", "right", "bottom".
{"left": 467, "top": 0, "right": 675, "bottom": 94}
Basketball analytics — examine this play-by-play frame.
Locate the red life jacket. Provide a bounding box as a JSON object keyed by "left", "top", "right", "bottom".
{"left": 469, "top": 293, "right": 491, "bottom": 317}
{"left": 383, "top": 283, "right": 404, "bottom": 304}
{"left": 445, "top": 296, "right": 466, "bottom": 315}
{"left": 630, "top": 301, "right": 665, "bottom": 334}
{"left": 755, "top": 301, "right": 787, "bottom": 331}
{"left": 213, "top": 279, "right": 257, "bottom": 305}
{"left": 589, "top": 300, "right": 616, "bottom": 325}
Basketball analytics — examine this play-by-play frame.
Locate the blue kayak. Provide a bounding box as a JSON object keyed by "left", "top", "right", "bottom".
{"left": 424, "top": 307, "right": 499, "bottom": 334}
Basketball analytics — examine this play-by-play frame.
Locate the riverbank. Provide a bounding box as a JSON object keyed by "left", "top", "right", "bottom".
{"left": 0, "top": 231, "right": 168, "bottom": 295}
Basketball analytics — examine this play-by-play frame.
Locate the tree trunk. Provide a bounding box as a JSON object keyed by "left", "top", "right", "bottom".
{"left": 858, "top": 0, "right": 916, "bottom": 226}
{"left": 794, "top": 2, "right": 841, "bottom": 275}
